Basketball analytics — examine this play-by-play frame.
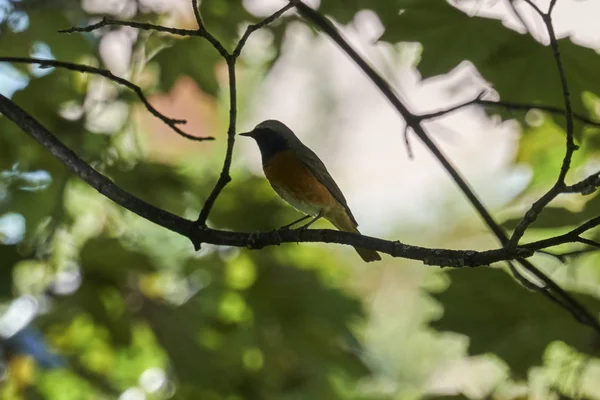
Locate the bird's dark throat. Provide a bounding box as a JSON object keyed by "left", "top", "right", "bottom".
{"left": 253, "top": 131, "right": 290, "bottom": 166}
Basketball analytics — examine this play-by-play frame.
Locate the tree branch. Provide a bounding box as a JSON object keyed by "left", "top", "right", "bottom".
{"left": 0, "top": 92, "right": 538, "bottom": 267}
{"left": 0, "top": 57, "right": 212, "bottom": 141}
{"left": 564, "top": 171, "right": 600, "bottom": 195}
{"left": 3, "top": 90, "right": 600, "bottom": 329}
{"left": 509, "top": 0, "right": 579, "bottom": 249}
{"left": 195, "top": 2, "right": 295, "bottom": 228}
{"left": 418, "top": 94, "right": 600, "bottom": 129}
{"left": 60, "top": 15, "right": 230, "bottom": 59}
{"left": 290, "top": 0, "right": 600, "bottom": 332}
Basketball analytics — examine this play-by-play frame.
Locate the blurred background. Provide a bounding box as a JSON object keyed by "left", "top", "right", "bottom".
{"left": 1, "top": 0, "right": 600, "bottom": 399}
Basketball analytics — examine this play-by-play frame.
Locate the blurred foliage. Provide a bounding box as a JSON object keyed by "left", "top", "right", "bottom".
{"left": 1, "top": 0, "right": 600, "bottom": 399}
{"left": 432, "top": 268, "right": 600, "bottom": 377}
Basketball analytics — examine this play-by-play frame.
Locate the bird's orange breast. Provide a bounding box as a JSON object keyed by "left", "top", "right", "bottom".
{"left": 263, "top": 150, "right": 339, "bottom": 210}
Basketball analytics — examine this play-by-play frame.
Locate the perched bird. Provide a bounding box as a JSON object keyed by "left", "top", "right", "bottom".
{"left": 240, "top": 120, "right": 381, "bottom": 262}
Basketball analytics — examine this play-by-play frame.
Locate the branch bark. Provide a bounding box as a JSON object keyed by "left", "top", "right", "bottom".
{"left": 0, "top": 93, "right": 537, "bottom": 267}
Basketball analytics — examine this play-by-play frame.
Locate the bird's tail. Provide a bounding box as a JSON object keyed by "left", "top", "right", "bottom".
{"left": 329, "top": 212, "right": 381, "bottom": 263}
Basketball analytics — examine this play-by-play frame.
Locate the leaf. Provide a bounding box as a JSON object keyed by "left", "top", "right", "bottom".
{"left": 0, "top": 9, "right": 92, "bottom": 61}
{"left": 109, "top": 162, "right": 192, "bottom": 216}
{"left": 379, "top": 0, "right": 600, "bottom": 138}
{"left": 199, "top": 0, "right": 258, "bottom": 47}
{"left": 80, "top": 238, "right": 156, "bottom": 279}
{"left": 152, "top": 37, "right": 222, "bottom": 96}
{"left": 73, "top": 279, "right": 133, "bottom": 346}
{"left": 0, "top": 244, "right": 21, "bottom": 298}
{"left": 141, "top": 261, "right": 368, "bottom": 398}
{"left": 431, "top": 268, "right": 600, "bottom": 377}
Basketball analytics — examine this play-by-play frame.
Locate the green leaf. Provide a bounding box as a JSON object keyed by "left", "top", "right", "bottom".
{"left": 0, "top": 244, "right": 21, "bottom": 298}
{"left": 382, "top": 0, "right": 600, "bottom": 138}
{"left": 80, "top": 238, "right": 156, "bottom": 279}
{"left": 199, "top": 0, "right": 258, "bottom": 47}
{"left": 0, "top": 9, "right": 92, "bottom": 61}
{"left": 152, "top": 37, "right": 222, "bottom": 96}
{"left": 109, "top": 162, "right": 192, "bottom": 216}
{"left": 431, "top": 268, "right": 600, "bottom": 377}
{"left": 73, "top": 279, "right": 133, "bottom": 346}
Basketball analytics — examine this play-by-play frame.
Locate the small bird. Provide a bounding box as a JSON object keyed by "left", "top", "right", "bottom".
{"left": 240, "top": 120, "right": 381, "bottom": 262}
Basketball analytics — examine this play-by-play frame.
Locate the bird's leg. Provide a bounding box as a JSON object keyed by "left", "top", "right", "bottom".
{"left": 298, "top": 210, "right": 324, "bottom": 231}
{"left": 278, "top": 214, "right": 311, "bottom": 230}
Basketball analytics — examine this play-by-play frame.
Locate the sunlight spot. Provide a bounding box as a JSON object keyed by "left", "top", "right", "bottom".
{"left": 139, "top": 367, "right": 167, "bottom": 393}
{"left": 0, "top": 295, "right": 38, "bottom": 338}
{"left": 0, "top": 213, "right": 25, "bottom": 244}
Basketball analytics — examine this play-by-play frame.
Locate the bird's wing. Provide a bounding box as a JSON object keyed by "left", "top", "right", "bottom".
{"left": 298, "top": 145, "right": 358, "bottom": 227}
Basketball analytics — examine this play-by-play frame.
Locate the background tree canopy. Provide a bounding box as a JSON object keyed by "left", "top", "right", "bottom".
{"left": 1, "top": 0, "right": 600, "bottom": 399}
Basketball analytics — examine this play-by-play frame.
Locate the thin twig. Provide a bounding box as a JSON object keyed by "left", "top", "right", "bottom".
{"left": 508, "top": 1, "right": 578, "bottom": 249}
{"left": 564, "top": 171, "right": 600, "bottom": 195}
{"left": 190, "top": 0, "right": 230, "bottom": 58}
{"left": 523, "top": 216, "right": 600, "bottom": 250}
{"left": 505, "top": 0, "right": 532, "bottom": 36}
{"left": 232, "top": 1, "right": 297, "bottom": 58}
{"left": 576, "top": 237, "right": 600, "bottom": 248}
{"left": 195, "top": 2, "right": 296, "bottom": 228}
{"left": 61, "top": 15, "right": 230, "bottom": 59}
{"left": 60, "top": 16, "right": 197, "bottom": 37}
{"left": 418, "top": 96, "right": 600, "bottom": 128}
{"left": 521, "top": 0, "right": 544, "bottom": 16}
{"left": 195, "top": 60, "right": 236, "bottom": 229}
{"left": 418, "top": 91, "right": 486, "bottom": 120}
{"left": 0, "top": 57, "right": 213, "bottom": 141}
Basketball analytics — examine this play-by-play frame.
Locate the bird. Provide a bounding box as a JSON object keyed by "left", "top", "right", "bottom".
{"left": 240, "top": 120, "right": 381, "bottom": 262}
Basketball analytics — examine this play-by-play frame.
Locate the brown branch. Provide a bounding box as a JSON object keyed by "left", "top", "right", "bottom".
{"left": 4, "top": 90, "right": 600, "bottom": 330}
{"left": 291, "top": 0, "right": 600, "bottom": 332}
{"left": 190, "top": 0, "right": 230, "bottom": 57}
{"left": 564, "top": 171, "right": 600, "bottom": 195}
{"left": 0, "top": 93, "right": 538, "bottom": 267}
{"left": 232, "top": 1, "right": 298, "bottom": 58}
{"left": 60, "top": 15, "right": 230, "bottom": 59}
{"left": 523, "top": 215, "right": 600, "bottom": 251}
{"left": 509, "top": 0, "right": 579, "bottom": 249}
{"left": 418, "top": 95, "right": 600, "bottom": 129}
{"left": 0, "top": 93, "right": 191, "bottom": 236}
{"left": 195, "top": 2, "right": 295, "bottom": 228}
{"left": 0, "top": 57, "right": 212, "bottom": 142}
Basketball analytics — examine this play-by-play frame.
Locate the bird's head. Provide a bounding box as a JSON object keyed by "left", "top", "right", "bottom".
{"left": 239, "top": 120, "right": 299, "bottom": 164}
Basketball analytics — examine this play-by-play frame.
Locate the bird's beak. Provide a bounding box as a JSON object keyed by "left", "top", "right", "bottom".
{"left": 239, "top": 131, "right": 253, "bottom": 137}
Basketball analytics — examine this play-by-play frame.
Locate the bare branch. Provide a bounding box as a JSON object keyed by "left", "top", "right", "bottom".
{"left": 0, "top": 57, "right": 213, "bottom": 142}
{"left": 195, "top": 61, "right": 237, "bottom": 229}
{"left": 60, "top": 16, "right": 197, "bottom": 37}
{"left": 403, "top": 125, "right": 414, "bottom": 159}
{"left": 189, "top": 0, "right": 230, "bottom": 58}
{"left": 564, "top": 171, "right": 600, "bottom": 195}
{"left": 60, "top": 15, "right": 230, "bottom": 59}
{"left": 418, "top": 95, "right": 600, "bottom": 128}
{"left": 232, "top": 1, "right": 297, "bottom": 58}
{"left": 521, "top": 0, "right": 545, "bottom": 17}
{"left": 523, "top": 216, "right": 600, "bottom": 251}
{"left": 505, "top": 0, "right": 531, "bottom": 36}
{"left": 0, "top": 93, "right": 537, "bottom": 266}
{"left": 0, "top": 93, "right": 191, "bottom": 236}
{"left": 418, "top": 91, "right": 486, "bottom": 120}
{"left": 291, "top": 0, "right": 600, "bottom": 333}
{"left": 195, "top": 2, "right": 297, "bottom": 228}
{"left": 508, "top": 2, "right": 578, "bottom": 249}
{"left": 576, "top": 237, "right": 600, "bottom": 249}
